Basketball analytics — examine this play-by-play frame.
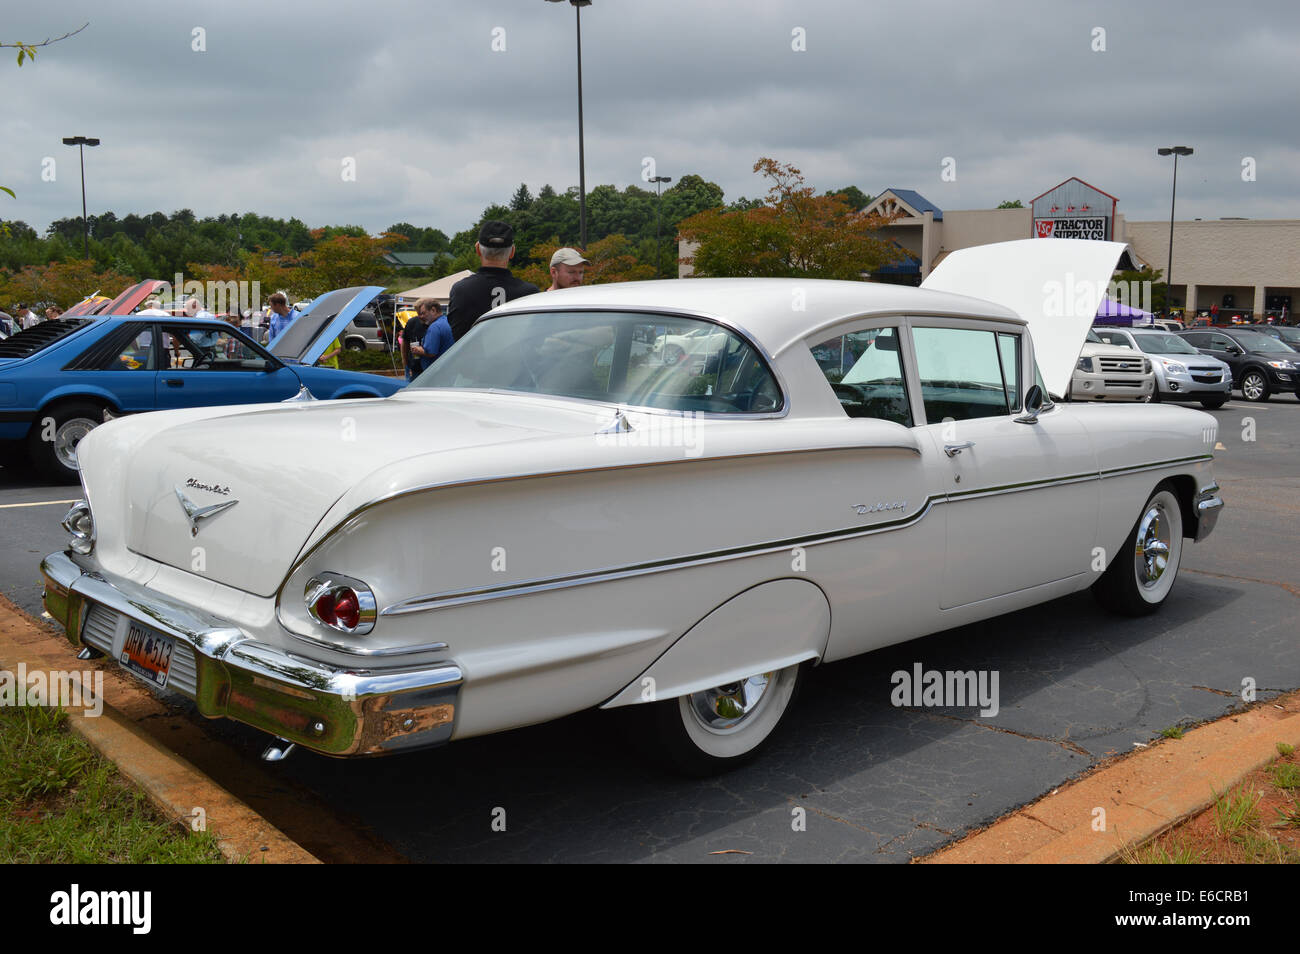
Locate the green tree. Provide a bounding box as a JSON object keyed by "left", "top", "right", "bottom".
{"left": 997, "top": 199, "right": 1025, "bottom": 209}
{"left": 825, "top": 185, "right": 871, "bottom": 210}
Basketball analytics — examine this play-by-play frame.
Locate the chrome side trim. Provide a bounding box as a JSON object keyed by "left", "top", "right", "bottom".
{"left": 378, "top": 453, "right": 1214, "bottom": 617}
{"left": 382, "top": 496, "right": 944, "bottom": 616}
{"left": 1098, "top": 454, "right": 1213, "bottom": 479}
{"left": 282, "top": 628, "right": 449, "bottom": 657}
{"left": 281, "top": 441, "right": 923, "bottom": 598}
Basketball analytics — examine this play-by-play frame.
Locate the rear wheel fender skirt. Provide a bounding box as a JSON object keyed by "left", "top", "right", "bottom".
{"left": 601, "top": 578, "right": 831, "bottom": 708}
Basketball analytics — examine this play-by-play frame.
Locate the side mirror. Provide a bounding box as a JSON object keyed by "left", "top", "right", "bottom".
{"left": 1225, "top": 345, "right": 1243, "bottom": 355}
{"left": 1015, "top": 384, "right": 1046, "bottom": 424}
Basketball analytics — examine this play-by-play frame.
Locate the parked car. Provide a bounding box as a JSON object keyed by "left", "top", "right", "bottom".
{"left": 1236, "top": 324, "right": 1300, "bottom": 351}
{"left": 40, "top": 241, "right": 1223, "bottom": 775}
{"left": 1092, "top": 327, "right": 1231, "bottom": 408}
{"left": 1068, "top": 329, "right": 1155, "bottom": 401}
{"left": 0, "top": 286, "right": 404, "bottom": 481}
{"left": 1175, "top": 327, "right": 1300, "bottom": 402}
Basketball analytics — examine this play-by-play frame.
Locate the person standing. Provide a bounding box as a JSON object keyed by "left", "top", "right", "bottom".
{"left": 14, "top": 304, "right": 37, "bottom": 329}
{"left": 401, "top": 298, "right": 436, "bottom": 381}
{"left": 445, "top": 221, "right": 538, "bottom": 341}
{"left": 417, "top": 304, "right": 454, "bottom": 373}
{"left": 267, "top": 292, "right": 300, "bottom": 344}
{"left": 546, "top": 247, "right": 589, "bottom": 290}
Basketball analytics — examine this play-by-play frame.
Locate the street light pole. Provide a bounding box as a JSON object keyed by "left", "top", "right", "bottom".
{"left": 61, "top": 136, "right": 100, "bottom": 260}
{"left": 650, "top": 175, "right": 671, "bottom": 278}
{"left": 1157, "top": 145, "right": 1192, "bottom": 315}
{"left": 546, "top": 0, "right": 592, "bottom": 248}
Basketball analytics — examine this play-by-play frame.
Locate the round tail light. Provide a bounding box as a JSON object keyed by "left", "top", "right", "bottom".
{"left": 305, "top": 575, "right": 376, "bottom": 635}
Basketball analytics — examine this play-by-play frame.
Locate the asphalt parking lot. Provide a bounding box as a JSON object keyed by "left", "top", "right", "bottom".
{"left": 1, "top": 395, "right": 1297, "bottom": 862}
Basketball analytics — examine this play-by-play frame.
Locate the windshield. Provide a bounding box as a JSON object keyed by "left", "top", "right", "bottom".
{"left": 1085, "top": 329, "right": 1103, "bottom": 343}
{"left": 412, "top": 310, "right": 784, "bottom": 414}
{"left": 1132, "top": 333, "right": 1197, "bottom": 355}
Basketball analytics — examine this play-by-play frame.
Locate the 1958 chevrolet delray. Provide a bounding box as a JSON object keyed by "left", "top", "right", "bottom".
{"left": 41, "top": 240, "right": 1223, "bottom": 774}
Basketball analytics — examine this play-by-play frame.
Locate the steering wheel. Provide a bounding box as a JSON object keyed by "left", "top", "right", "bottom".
{"left": 831, "top": 382, "right": 871, "bottom": 404}
{"left": 191, "top": 350, "right": 214, "bottom": 369}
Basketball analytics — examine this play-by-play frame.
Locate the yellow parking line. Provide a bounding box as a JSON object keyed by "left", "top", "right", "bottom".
{"left": 0, "top": 499, "right": 78, "bottom": 510}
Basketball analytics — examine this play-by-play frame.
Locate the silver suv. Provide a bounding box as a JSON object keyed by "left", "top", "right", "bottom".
{"left": 1093, "top": 327, "right": 1230, "bottom": 409}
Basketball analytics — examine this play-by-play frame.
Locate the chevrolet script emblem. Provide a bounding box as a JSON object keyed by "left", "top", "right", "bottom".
{"left": 175, "top": 486, "right": 238, "bottom": 537}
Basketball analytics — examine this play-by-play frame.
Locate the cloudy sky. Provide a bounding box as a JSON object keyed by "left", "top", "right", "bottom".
{"left": 4, "top": 0, "right": 1297, "bottom": 237}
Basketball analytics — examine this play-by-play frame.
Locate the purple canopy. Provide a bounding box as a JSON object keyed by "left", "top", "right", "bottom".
{"left": 1093, "top": 296, "right": 1154, "bottom": 326}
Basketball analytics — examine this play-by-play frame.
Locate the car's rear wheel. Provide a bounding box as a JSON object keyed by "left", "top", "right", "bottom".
{"left": 26, "top": 401, "right": 103, "bottom": 484}
{"left": 650, "top": 663, "right": 804, "bottom": 776}
{"left": 1199, "top": 396, "right": 1227, "bottom": 409}
{"left": 1240, "top": 370, "right": 1269, "bottom": 402}
{"left": 1091, "top": 484, "right": 1184, "bottom": 616}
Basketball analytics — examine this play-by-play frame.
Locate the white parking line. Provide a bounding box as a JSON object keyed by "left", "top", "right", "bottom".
{"left": 0, "top": 499, "right": 78, "bottom": 510}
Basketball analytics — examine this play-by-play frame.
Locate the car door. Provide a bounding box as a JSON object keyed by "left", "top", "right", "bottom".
{"left": 65, "top": 321, "right": 160, "bottom": 413}
{"left": 801, "top": 322, "right": 951, "bottom": 660}
{"left": 156, "top": 323, "right": 302, "bottom": 409}
{"left": 906, "top": 320, "right": 1099, "bottom": 609}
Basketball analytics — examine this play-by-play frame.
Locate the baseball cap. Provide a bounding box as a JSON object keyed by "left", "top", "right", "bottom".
{"left": 478, "top": 220, "right": 515, "bottom": 249}
{"left": 550, "top": 247, "right": 591, "bottom": 267}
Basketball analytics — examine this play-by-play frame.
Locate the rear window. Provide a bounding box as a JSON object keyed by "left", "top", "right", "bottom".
{"left": 0, "top": 318, "right": 93, "bottom": 359}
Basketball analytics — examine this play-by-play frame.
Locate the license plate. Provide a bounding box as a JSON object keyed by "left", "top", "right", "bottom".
{"left": 120, "top": 622, "right": 174, "bottom": 688}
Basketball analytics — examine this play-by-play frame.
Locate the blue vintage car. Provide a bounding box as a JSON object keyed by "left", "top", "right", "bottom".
{"left": 0, "top": 286, "right": 404, "bottom": 482}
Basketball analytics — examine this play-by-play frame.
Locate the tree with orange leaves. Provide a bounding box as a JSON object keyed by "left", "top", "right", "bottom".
{"left": 517, "top": 234, "right": 655, "bottom": 289}
{"left": 677, "top": 158, "right": 902, "bottom": 280}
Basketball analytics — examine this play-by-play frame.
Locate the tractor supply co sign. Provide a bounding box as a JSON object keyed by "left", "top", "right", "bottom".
{"left": 1035, "top": 217, "right": 1108, "bottom": 240}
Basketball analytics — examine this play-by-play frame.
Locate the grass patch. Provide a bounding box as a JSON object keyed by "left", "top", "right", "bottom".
{"left": 1159, "top": 725, "right": 1185, "bottom": 740}
{"left": 1268, "top": 762, "right": 1300, "bottom": 790}
{"left": 1213, "top": 786, "right": 1261, "bottom": 838}
{"left": 0, "top": 705, "right": 225, "bottom": 863}
{"left": 1277, "top": 742, "right": 1296, "bottom": 757}
{"left": 1121, "top": 837, "right": 1205, "bottom": 864}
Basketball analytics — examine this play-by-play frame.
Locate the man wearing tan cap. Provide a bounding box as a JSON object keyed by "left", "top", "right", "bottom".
{"left": 547, "top": 247, "right": 590, "bottom": 291}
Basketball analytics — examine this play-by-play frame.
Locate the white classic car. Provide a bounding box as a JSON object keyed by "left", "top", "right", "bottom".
{"left": 41, "top": 240, "right": 1224, "bottom": 775}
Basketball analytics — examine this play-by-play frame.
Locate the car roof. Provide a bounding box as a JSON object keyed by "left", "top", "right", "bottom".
{"left": 486, "top": 278, "right": 1022, "bottom": 356}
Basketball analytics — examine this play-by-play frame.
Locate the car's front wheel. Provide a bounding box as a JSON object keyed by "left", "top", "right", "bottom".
{"left": 650, "top": 663, "right": 804, "bottom": 776}
{"left": 1091, "top": 484, "right": 1184, "bottom": 616}
{"left": 1240, "top": 370, "right": 1270, "bottom": 402}
{"left": 27, "top": 401, "right": 103, "bottom": 483}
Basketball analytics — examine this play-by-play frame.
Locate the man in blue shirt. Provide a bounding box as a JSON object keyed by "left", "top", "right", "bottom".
{"left": 267, "top": 292, "right": 300, "bottom": 344}
{"left": 414, "top": 304, "right": 454, "bottom": 373}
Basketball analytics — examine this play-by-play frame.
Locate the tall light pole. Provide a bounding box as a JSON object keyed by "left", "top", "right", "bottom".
{"left": 61, "top": 136, "right": 100, "bottom": 260}
{"left": 1157, "top": 145, "right": 1192, "bottom": 315}
{"left": 545, "top": 0, "right": 591, "bottom": 248}
{"left": 649, "top": 174, "right": 671, "bottom": 278}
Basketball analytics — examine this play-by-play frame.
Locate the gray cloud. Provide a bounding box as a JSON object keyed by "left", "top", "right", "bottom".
{"left": 2, "top": 0, "right": 1297, "bottom": 237}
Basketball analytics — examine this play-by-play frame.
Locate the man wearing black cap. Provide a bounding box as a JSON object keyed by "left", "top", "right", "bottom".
{"left": 445, "top": 220, "right": 539, "bottom": 341}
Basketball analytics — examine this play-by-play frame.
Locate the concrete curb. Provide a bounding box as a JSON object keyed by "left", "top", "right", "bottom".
{"left": 922, "top": 689, "right": 1300, "bottom": 863}
{"left": 0, "top": 599, "right": 320, "bottom": 864}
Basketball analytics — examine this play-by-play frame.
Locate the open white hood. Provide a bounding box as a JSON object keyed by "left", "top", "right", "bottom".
{"left": 922, "top": 238, "right": 1128, "bottom": 398}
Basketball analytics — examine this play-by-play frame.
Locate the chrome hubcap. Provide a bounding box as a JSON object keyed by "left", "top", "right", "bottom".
{"left": 1135, "top": 503, "right": 1172, "bottom": 587}
{"left": 688, "top": 673, "right": 773, "bottom": 731}
{"left": 54, "top": 418, "right": 96, "bottom": 470}
{"left": 1243, "top": 375, "right": 1263, "bottom": 399}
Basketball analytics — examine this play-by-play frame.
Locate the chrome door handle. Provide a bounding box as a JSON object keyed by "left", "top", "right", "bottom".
{"left": 944, "top": 441, "right": 975, "bottom": 457}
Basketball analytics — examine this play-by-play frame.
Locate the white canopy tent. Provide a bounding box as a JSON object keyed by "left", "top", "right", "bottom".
{"left": 394, "top": 270, "right": 474, "bottom": 304}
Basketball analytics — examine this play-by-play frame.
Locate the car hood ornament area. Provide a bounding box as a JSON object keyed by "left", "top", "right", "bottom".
{"left": 175, "top": 485, "right": 239, "bottom": 537}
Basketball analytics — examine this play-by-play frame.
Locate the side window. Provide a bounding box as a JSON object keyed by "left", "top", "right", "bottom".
{"left": 162, "top": 325, "right": 263, "bottom": 370}
{"left": 997, "top": 332, "right": 1021, "bottom": 410}
{"left": 1205, "top": 334, "right": 1231, "bottom": 350}
{"left": 807, "top": 327, "right": 911, "bottom": 425}
{"left": 93, "top": 326, "right": 155, "bottom": 371}
{"left": 912, "top": 326, "right": 1011, "bottom": 422}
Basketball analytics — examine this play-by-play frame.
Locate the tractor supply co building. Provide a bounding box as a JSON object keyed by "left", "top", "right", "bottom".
{"left": 679, "top": 177, "right": 1300, "bottom": 322}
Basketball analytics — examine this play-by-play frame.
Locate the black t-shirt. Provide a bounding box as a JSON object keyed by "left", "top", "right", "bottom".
{"left": 446, "top": 267, "right": 539, "bottom": 340}
{"left": 404, "top": 316, "right": 430, "bottom": 368}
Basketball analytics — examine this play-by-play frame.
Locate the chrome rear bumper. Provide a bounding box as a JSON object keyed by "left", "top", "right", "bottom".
{"left": 40, "top": 551, "right": 462, "bottom": 757}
